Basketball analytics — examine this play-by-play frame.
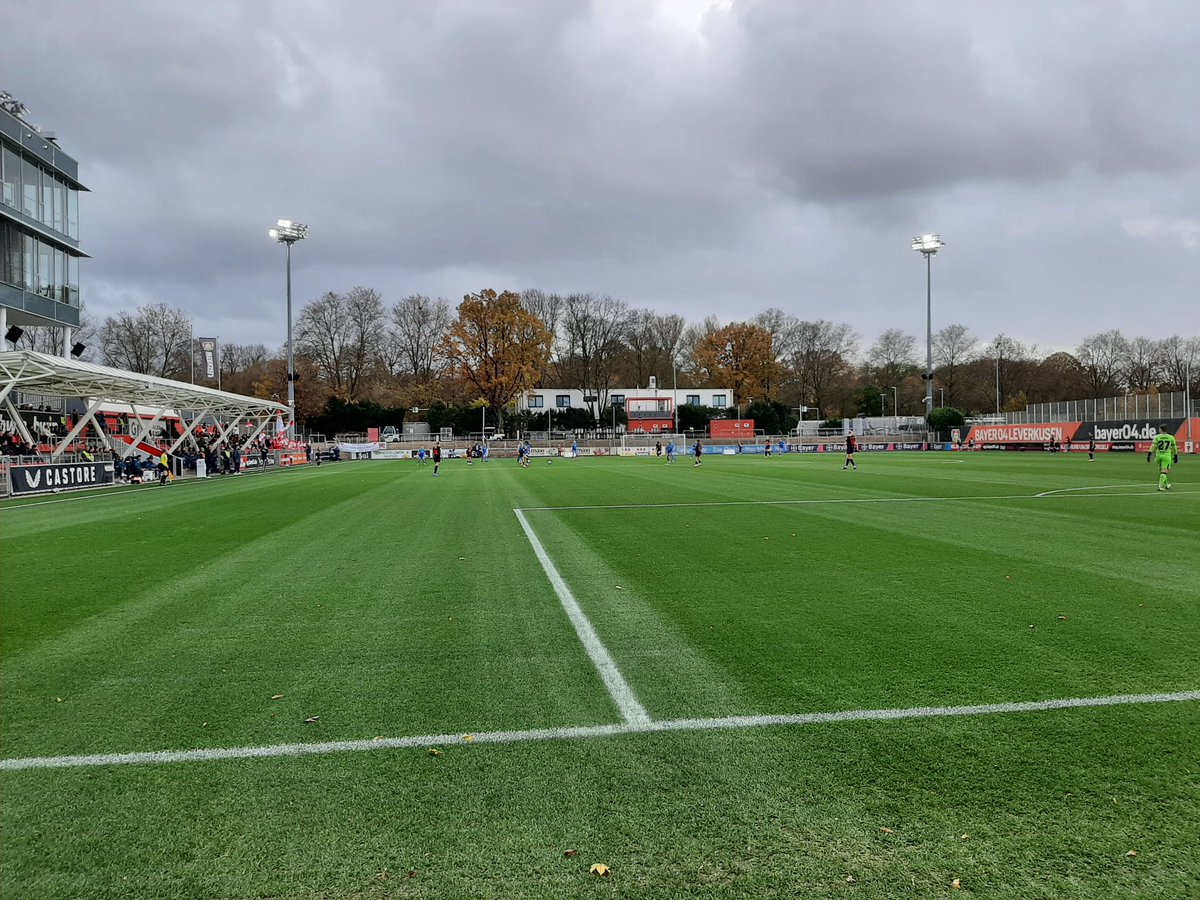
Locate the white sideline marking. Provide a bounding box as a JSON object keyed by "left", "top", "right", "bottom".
{"left": 516, "top": 489, "right": 1179, "bottom": 513}
{"left": 3, "top": 690, "right": 1195, "bottom": 772}
{"left": 513, "top": 508, "right": 650, "bottom": 725}
{"left": 1035, "top": 484, "right": 1149, "bottom": 498}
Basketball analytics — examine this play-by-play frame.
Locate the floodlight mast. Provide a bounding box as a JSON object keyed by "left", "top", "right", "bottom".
{"left": 268, "top": 220, "right": 309, "bottom": 439}
{"left": 911, "top": 234, "right": 944, "bottom": 419}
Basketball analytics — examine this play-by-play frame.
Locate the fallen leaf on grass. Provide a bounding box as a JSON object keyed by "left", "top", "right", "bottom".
{"left": 563, "top": 849, "right": 577, "bottom": 858}
{"left": 377, "top": 869, "right": 389, "bottom": 880}
{"left": 951, "top": 878, "right": 962, "bottom": 889}
{"left": 589, "top": 863, "right": 610, "bottom": 876}
{"left": 615, "top": 585, "right": 623, "bottom": 590}
{"left": 879, "top": 827, "right": 895, "bottom": 834}
{"left": 270, "top": 694, "right": 285, "bottom": 700}
{"left": 55, "top": 697, "right": 65, "bottom": 703}
{"left": 960, "top": 834, "right": 970, "bottom": 840}
{"left": 790, "top": 533, "right": 796, "bottom": 537}
{"left": 202, "top": 722, "right": 208, "bottom": 727}
{"left": 1125, "top": 850, "right": 1138, "bottom": 858}
{"left": 458, "top": 557, "right": 465, "bottom": 561}
{"left": 427, "top": 747, "right": 442, "bottom": 756}
{"left": 1057, "top": 615, "right": 1068, "bottom": 621}
{"left": 304, "top": 716, "right": 320, "bottom": 724}
{"left": 406, "top": 870, "right": 417, "bottom": 878}
{"left": 461, "top": 734, "right": 474, "bottom": 743}
{"left": 845, "top": 875, "right": 856, "bottom": 884}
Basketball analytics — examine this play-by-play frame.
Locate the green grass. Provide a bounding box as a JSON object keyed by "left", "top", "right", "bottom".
{"left": 2, "top": 452, "right": 1198, "bottom": 898}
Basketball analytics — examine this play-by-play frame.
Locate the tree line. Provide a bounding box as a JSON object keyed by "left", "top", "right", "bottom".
{"left": 15, "top": 293, "right": 1199, "bottom": 431}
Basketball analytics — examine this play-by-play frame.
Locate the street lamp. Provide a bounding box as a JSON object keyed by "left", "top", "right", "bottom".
{"left": 268, "top": 219, "right": 309, "bottom": 439}
{"left": 892, "top": 385, "right": 899, "bottom": 431}
{"left": 911, "top": 233, "right": 944, "bottom": 419}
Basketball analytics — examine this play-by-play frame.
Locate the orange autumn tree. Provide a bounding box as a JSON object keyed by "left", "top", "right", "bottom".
{"left": 692, "top": 322, "right": 778, "bottom": 406}
{"left": 441, "top": 289, "right": 553, "bottom": 432}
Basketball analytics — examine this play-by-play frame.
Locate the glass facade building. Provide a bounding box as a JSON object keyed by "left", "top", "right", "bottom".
{"left": 1, "top": 101, "right": 87, "bottom": 332}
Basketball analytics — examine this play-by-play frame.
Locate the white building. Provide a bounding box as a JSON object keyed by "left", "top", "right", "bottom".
{"left": 515, "top": 382, "right": 733, "bottom": 415}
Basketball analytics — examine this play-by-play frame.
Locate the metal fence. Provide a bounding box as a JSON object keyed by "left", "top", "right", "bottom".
{"left": 1007, "top": 391, "right": 1198, "bottom": 424}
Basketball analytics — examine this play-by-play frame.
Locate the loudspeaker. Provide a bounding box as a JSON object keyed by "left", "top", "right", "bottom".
{"left": 5, "top": 325, "right": 24, "bottom": 344}
{"left": 71, "top": 342, "right": 86, "bottom": 357}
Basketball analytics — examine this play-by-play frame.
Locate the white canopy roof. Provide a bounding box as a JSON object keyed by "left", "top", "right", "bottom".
{"left": 0, "top": 350, "right": 288, "bottom": 418}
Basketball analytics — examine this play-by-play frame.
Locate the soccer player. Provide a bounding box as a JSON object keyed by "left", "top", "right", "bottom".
{"left": 417, "top": 447, "right": 427, "bottom": 466}
{"left": 571, "top": 439, "right": 578, "bottom": 459}
{"left": 843, "top": 431, "right": 858, "bottom": 470}
{"left": 666, "top": 440, "right": 676, "bottom": 464}
{"left": 764, "top": 441, "right": 772, "bottom": 458}
{"left": 655, "top": 441, "right": 662, "bottom": 458}
{"left": 158, "top": 450, "right": 171, "bottom": 485}
{"left": 693, "top": 440, "right": 703, "bottom": 467}
{"left": 431, "top": 443, "right": 441, "bottom": 477}
{"left": 1148, "top": 430, "right": 1179, "bottom": 491}
{"left": 1087, "top": 436, "right": 1095, "bottom": 462}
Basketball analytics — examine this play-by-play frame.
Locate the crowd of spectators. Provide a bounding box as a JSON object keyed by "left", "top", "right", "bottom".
{"left": 1, "top": 431, "right": 33, "bottom": 456}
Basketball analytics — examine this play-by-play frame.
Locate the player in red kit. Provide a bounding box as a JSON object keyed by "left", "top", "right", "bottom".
{"left": 843, "top": 431, "right": 858, "bottom": 470}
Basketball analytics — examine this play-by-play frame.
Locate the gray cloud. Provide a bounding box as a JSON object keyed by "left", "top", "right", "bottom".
{"left": 7, "top": 0, "right": 1199, "bottom": 352}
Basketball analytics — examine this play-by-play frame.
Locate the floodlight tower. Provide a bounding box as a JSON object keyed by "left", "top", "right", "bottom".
{"left": 267, "top": 219, "right": 309, "bottom": 438}
{"left": 911, "top": 234, "right": 945, "bottom": 418}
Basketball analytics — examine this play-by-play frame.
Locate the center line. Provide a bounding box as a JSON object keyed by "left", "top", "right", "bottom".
{"left": 514, "top": 508, "right": 650, "bottom": 725}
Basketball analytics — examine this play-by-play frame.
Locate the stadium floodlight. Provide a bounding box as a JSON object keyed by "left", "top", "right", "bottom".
{"left": 268, "top": 219, "right": 310, "bottom": 439}
{"left": 911, "top": 233, "right": 944, "bottom": 419}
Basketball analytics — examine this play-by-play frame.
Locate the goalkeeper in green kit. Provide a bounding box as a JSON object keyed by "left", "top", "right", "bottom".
{"left": 1147, "top": 430, "right": 1179, "bottom": 491}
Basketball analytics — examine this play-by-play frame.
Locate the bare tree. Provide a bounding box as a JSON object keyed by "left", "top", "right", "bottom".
{"left": 1122, "top": 336, "right": 1160, "bottom": 393}
{"left": 1157, "top": 335, "right": 1200, "bottom": 391}
{"left": 789, "top": 320, "right": 858, "bottom": 416}
{"left": 753, "top": 308, "right": 801, "bottom": 362}
{"left": 99, "top": 303, "right": 192, "bottom": 379}
{"left": 623, "top": 309, "right": 685, "bottom": 387}
{"left": 1075, "top": 330, "right": 1128, "bottom": 397}
{"left": 388, "top": 295, "right": 451, "bottom": 384}
{"left": 296, "top": 287, "right": 385, "bottom": 399}
{"left": 214, "top": 342, "right": 271, "bottom": 394}
{"left": 557, "top": 293, "right": 632, "bottom": 417}
{"left": 520, "top": 289, "right": 564, "bottom": 339}
{"left": 933, "top": 323, "right": 976, "bottom": 408}
{"left": 867, "top": 328, "right": 919, "bottom": 390}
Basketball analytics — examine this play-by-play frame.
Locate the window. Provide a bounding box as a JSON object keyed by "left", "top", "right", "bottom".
{"left": 0, "top": 222, "right": 21, "bottom": 286}
{"left": 1, "top": 146, "right": 19, "bottom": 208}
{"left": 611, "top": 394, "right": 625, "bottom": 407}
{"left": 41, "top": 176, "right": 53, "bottom": 228}
{"left": 686, "top": 394, "right": 700, "bottom": 406}
{"left": 37, "top": 239, "right": 51, "bottom": 296}
{"left": 67, "top": 254, "right": 79, "bottom": 305}
{"left": 22, "top": 234, "right": 34, "bottom": 289}
{"left": 51, "top": 175, "right": 64, "bottom": 233}
{"left": 67, "top": 188, "right": 78, "bottom": 238}
{"left": 22, "top": 157, "right": 39, "bottom": 218}
{"left": 528, "top": 394, "right": 544, "bottom": 409}
{"left": 556, "top": 395, "right": 571, "bottom": 409}
{"left": 712, "top": 394, "right": 728, "bottom": 408}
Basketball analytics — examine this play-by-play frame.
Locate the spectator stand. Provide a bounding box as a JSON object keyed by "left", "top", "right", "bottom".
{"left": 0, "top": 349, "right": 289, "bottom": 468}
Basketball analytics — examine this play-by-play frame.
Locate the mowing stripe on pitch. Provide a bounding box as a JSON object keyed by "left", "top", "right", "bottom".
{"left": 513, "top": 508, "right": 650, "bottom": 725}
{"left": 3, "top": 690, "right": 1196, "bottom": 772}
{"left": 517, "top": 489, "right": 1193, "bottom": 513}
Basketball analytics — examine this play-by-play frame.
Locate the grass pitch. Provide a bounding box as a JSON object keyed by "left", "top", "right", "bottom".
{"left": 2, "top": 451, "right": 1198, "bottom": 898}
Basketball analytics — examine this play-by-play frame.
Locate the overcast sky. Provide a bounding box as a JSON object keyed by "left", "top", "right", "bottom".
{"left": 8, "top": 0, "right": 1200, "bottom": 353}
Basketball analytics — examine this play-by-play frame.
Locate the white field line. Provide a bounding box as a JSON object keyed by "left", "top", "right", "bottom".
{"left": 3, "top": 690, "right": 1195, "bottom": 772}
{"left": 515, "top": 489, "right": 1189, "bottom": 513}
{"left": 513, "top": 508, "right": 650, "bottom": 725}
{"left": 1034, "top": 484, "right": 1152, "bottom": 498}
